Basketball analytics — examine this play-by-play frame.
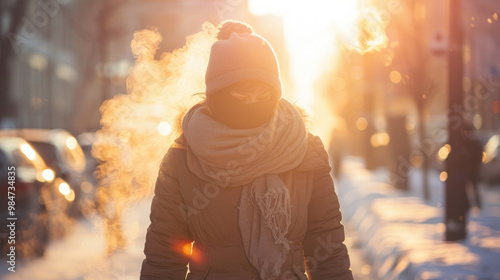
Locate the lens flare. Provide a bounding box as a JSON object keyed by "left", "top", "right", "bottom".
{"left": 183, "top": 243, "right": 192, "bottom": 256}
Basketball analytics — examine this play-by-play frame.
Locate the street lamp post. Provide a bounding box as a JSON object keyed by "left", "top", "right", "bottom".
{"left": 445, "top": 0, "right": 468, "bottom": 241}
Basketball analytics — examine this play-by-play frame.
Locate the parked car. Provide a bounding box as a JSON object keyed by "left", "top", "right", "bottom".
{"left": 481, "top": 134, "right": 500, "bottom": 185}
{"left": 0, "top": 129, "right": 91, "bottom": 217}
{"left": 76, "top": 132, "right": 98, "bottom": 193}
{"left": 0, "top": 137, "right": 73, "bottom": 257}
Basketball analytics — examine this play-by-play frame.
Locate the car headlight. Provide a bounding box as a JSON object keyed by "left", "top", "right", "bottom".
{"left": 58, "top": 181, "right": 75, "bottom": 202}
{"left": 58, "top": 182, "right": 71, "bottom": 195}
{"left": 41, "top": 169, "right": 55, "bottom": 182}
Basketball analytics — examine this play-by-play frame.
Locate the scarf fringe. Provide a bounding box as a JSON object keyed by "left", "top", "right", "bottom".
{"left": 256, "top": 176, "right": 292, "bottom": 251}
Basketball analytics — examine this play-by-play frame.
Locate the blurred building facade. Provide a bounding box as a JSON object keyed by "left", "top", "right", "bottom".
{"left": 463, "top": 0, "right": 500, "bottom": 132}
{"left": 1, "top": 0, "right": 92, "bottom": 131}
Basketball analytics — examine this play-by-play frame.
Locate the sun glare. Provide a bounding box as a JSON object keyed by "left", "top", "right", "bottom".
{"left": 250, "top": 0, "right": 362, "bottom": 106}
{"left": 249, "top": 0, "right": 388, "bottom": 139}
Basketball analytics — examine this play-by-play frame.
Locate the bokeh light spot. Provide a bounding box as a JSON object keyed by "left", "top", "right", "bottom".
{"left": 356, "top": 117, "right": 368, "bottom": 131}
{"left": 390, "top": 70, "right": 402, "bottom": 84}
{"left": 440, "top": 171, "right": 448, "bottom": 182}
{"left": 157, "top": 121, "right": 172, "bottom": 136}
{"left": 66, "top": 136, "right": 78, "bottom": 150}
{"left": 42, "top": 169, "right": 55, "bottom": 182}
{"left": 59, "top": 182, "right": 71, "bottom": 196}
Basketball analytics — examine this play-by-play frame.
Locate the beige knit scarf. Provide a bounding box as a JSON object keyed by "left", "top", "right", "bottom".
{"left": 182, "top": 98, "right": 308, "bottom": 280}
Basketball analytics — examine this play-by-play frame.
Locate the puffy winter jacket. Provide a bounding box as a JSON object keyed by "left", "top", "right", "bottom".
{"left": 140, "top": 134, "right": 353, "bottom": 280}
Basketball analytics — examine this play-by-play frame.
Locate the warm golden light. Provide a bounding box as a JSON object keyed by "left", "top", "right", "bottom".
{"left": 370, "top": 131, "right": 390, "bottom": 147}
{"left": 59, "top": 182, "right": 71, "bottom": 196}
{"left": 157, "top": 121, "right": 172, "bottom": 136}
{"left": 118, "top": 130, "right": 131, "bottom": 143}
{"left": 483, "top": 136, "right": 499, "bottom": 164}
{"left": 439, "top": 171, "right": 448, "bottom": 182}
{"left": 42, "top": 169, "right": 55, "bottom": 182}
{"left": 437, "top": 144, "right": 451, "bottom": 161}
{"left": 66, "top": 136, "right": 78, "bottom": 150}
{"left": 250, "top": 0, "right": 389, "bottom": 114}
{"left": 356, "top": 117, "right": 368, "bottom": 131}
{"left": 183, "top": 243, "right": 192, "bottom": 256}
{"left": 378, "top": 132, "right": 390, "bottom": 146}
{"left": 390, "top": 71, "right": 402, "bottom": 84}
{"left": 20, "top": 143, "right": 36, "bottom": 160}
{"left": 65, "top": 189, "right": 75, "bottom": 202}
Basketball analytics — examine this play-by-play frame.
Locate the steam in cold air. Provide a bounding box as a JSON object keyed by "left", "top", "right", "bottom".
{"left": 92, "top": 23, "right": 217, "bottom": 254}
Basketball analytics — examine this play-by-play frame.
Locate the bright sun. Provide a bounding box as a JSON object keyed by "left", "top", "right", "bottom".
{"left": 249, "top": 0, "right": 362, "bottom": 106}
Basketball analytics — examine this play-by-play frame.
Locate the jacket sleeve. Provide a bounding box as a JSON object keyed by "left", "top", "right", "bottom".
{"left": 302, "top": 142, "right": 353, "bottom": 279}
{"left": 140, "top": 148, "right": 193, "bottom": 280}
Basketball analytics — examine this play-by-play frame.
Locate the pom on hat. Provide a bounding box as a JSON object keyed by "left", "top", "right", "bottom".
{"left": 217, "top": 20, "right": 254, "bottom": 40}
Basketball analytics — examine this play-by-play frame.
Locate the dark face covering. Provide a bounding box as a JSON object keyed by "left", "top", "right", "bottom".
{"left": 206, "top": 91, "right": 279, "bottom": 129}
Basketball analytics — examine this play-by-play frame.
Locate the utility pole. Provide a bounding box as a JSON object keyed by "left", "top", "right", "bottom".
{"left": 99, "top": 3, "right": 110, "bottom": 105}
{"left": 445, "top": 0, "right": 468, "bottom": 241}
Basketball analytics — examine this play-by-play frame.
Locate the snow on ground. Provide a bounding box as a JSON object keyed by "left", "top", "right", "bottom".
{"left": 0, "top": 197, "right": 152, "bottom": 280}
{"left": 337, "top": 156, "right": 500, "bottom": 280}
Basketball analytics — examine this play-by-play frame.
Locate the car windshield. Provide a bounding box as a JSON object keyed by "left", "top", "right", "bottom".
{"left": 12, "top": 149, "right": 38, "bottom": 168}
{"left": 28, "top": 141, "right": 59, "bottom": 169}
{"left": 0, "top": 139, "right": 47, "bottom": 171}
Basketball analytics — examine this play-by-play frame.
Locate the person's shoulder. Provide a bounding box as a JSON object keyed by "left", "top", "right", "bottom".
{"left": 170, "top": 134, "right": 187, "bottom": 151}
{"left": 296, "top": 133, "right": 331, "bottom": 172}
{"left": 159, "top": 135, "right": 187, "bottom": 173}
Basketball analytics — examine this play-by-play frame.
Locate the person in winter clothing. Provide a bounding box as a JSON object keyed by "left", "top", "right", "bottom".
{"left": 140, "top": 20, "right": 353, "bottom": 280}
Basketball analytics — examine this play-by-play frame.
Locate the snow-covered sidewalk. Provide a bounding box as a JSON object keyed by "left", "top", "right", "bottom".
{"left": 337, "top": 157, "right": 500, "bottom": 280}
{"left": 0, "top": 197, "right": 152, "bottom": 280}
